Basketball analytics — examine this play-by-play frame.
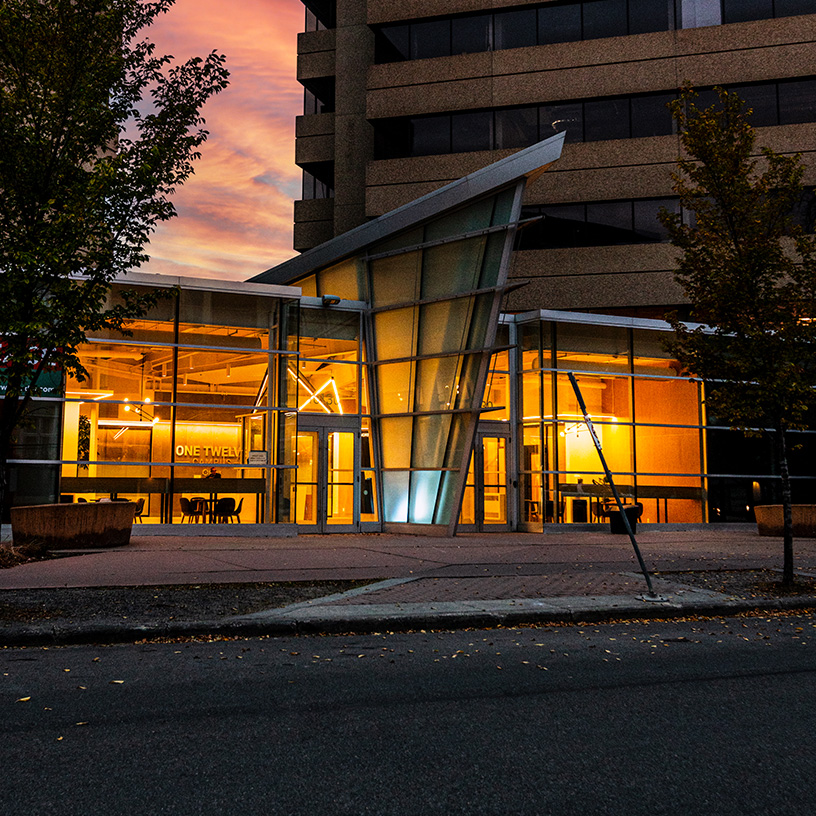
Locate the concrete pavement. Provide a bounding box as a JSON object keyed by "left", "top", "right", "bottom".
{"left": 3, "top": 525, "right": 816, "bottom": 644}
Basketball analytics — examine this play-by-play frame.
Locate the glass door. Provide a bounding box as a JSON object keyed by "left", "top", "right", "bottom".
{"left": 326, "top": 430, "right": 355, "bottom": 527}
{"left": 458, "top": 432, "right": 511, "bottom": 531}
{"left": 481, "top": 434, "right": 509, "bottom": 529}
{"left": 293, "top": 421, "right": 361, "bottom": 532}
{"left": 294, "top": 430, "right": 320, "bottom": 529}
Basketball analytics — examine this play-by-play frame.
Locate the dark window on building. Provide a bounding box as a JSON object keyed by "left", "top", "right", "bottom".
{"left": 370, "top": 78, "right": 816, "bottom": 160}
{"left": 451, "top": 111, "right": 492, "bottom": 153}
{"left": 411, "top": 115, "right": 451, "bottom": 155}
{"left": 518, "top": 198, "right": 682, "bottom": 249}
{"left": 775, "top": 0, "right": 816, "bottom": 17}
{"left": 583, "top": 0, "right": 629, "bottom": 40}
{"left": 451, "top": 14, "right": 492, "bottom": 54}
{"left": 410, "top": 19, "right": 451, "bottom": 60}
{"left": 303, "top": 80, "right": 335, "bottom": 115}
{"left": 304, "top": 0, "right": 336, "bottom": 30}
{"left": 634, "top": 198, "right": 677, "bottom": 241}
{"left": 585, "top": 201, "right": 639, "bottom": 243}
{"left": 679, "top": 0, "right": 722, "bottom": 27}
{"left": 376, "top": 24, "right": 410, "bottom": 62}
{"left": 584, "top": 97, "right": 630, "bottom": 142}
{"left": 723, "top": 0, "right": 774, "bottom": 23}
{"left": 538, "top": 3, "right": 582, "bottom": 44}
{"left": 630, "top": 93, "right": 675, "bottom": 138}
{"left": 372, "top": 1, "right": 816, "bottom": 65}
{"left": 494, "top": 8, "right": 538, "bottom": 50}
{"left": 629, "top": 0, "right": 673, "bottom": 34}
{"left": 540, "top": 102, "right": 583, "bottom": 142}
{"left": 518, "top": 204, "right": 586, "bottom": 249}
{"left": 374, "top": 119, "right": 412, "bottom": 160}
{"left": 779, "top": 78, "right": 816, "bottom": 124}
{"left": 792, "top": 189, "right": 816, "bottom": 233}
{"left": 302, "top": 167, "right": 334, "bottom": 200}
{"left": 731, "top": 84, "right": 777, "bottom": 127}
{"left": 495, "top": 107, "right": 539, "bottom": 149}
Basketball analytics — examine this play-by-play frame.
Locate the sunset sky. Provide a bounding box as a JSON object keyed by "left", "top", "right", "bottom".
{"left": 144, "top": 0, "right": 304, "bottom": 282}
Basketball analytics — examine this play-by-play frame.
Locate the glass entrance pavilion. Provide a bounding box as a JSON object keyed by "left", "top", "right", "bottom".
{"left": 6, "top": 136, "right": 814, "bottom": 531}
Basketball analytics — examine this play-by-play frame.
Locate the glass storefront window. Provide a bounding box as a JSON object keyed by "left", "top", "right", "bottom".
{"left": 484, "top": 369, "right": 509, "bottom": 421}
{"left": 556, "top": 323, "right": 629, "bottom": 373}
{"left": 176, "top": 349, "right": 271, "bottom": 406}
{"left": 291, "top": 359, "right": 359, "bottom": 414}
{"left": 632, "top": 328, "right": 683, "bottom": 376}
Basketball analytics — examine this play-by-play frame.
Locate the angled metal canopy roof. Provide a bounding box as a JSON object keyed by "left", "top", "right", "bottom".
{"left": 248, "top": 132, "right": 565, "bottom": 286}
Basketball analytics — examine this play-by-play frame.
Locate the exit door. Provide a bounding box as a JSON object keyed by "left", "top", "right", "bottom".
{"left": 293, "top": 423, "right": 359, "bottom": 532}
{"left": 459, "top": 432, "right": 511, "bottom": 531}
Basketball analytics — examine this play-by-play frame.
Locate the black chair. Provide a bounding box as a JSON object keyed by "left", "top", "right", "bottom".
{"left": 133, "top": 497, "right": 145, "bottom": 523}
{"left": 180, "top": 497, "right": 203, "bottom": 523}
{"left": 227, "top": 497, "right": 243, "bottom": 523}
{"left": 213, "top": 497, "right": 235, "bottom": 524}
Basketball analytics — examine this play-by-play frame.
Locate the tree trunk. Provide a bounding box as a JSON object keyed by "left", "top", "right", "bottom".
{"left": 775, "top": 427, "right": 795, "bottom": 586}
{"left": 0, "top": 391, "right": 24, "bottom": 525}
{"left": 0, "top": 410, "right": 14, "bottom": 526}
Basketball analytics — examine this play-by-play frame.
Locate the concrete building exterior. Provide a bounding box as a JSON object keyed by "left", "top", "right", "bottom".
{"left": 293, "top": 0, "right": 816, "bottom": 315}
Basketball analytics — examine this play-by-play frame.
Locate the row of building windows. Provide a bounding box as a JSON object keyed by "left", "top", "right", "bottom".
{"left": 517, "top": 190, "right": 816, "bottom": 249}
{"left": 374, "top": 0, "right": 814, "bottom": 63}
{"left": 373, "top": 77, "right": 816, "bottom": 159}
{"left": 518, "top": 199, "right": 680, "bottom": 249}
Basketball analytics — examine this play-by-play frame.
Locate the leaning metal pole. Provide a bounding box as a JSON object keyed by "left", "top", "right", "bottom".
{"left": 567, "top": 372, "right": 658, "bottom": 599}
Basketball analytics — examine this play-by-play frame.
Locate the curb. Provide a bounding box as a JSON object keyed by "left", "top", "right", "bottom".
{"left": 3, "top": 595, "right": 816, "bottom": 647}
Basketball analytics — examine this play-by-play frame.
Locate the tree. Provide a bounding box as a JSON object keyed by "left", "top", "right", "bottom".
{"left": 0, "top": 0, "right": 229, "bottom": 518}
{"left": 660, "top": 85, "right": 816, "bottom": 585}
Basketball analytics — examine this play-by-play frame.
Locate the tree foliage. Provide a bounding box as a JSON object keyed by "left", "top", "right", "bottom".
{"left": 660, "top": 85, "right": 816, "bottom": 583}
{"left": 0, "top": 0, "right": 229, "bottom": 514}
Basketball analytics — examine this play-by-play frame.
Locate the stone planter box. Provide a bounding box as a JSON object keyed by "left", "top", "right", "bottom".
{"left": 11, "top": 502, "right": 137, "bottom": 549}
{"left": 754, "top": 505, "right": 816, "bottom": 537}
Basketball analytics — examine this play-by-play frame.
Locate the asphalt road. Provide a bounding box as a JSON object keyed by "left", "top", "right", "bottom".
{"left": 3, "top": 614, "right": 816, "bottom": 815}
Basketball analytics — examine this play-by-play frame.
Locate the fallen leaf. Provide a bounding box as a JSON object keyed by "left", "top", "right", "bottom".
{"left": 16, "top": 697, "right": 30, "bottom": 702}
{"left": 109, "top": 680, "right": 124, "bottom": 685}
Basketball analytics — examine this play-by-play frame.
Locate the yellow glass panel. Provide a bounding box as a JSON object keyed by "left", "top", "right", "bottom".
{"left": 376, "top": 361, "right": 413, "bottom": 413}
{"left": 370, "top": 251, "right": 421, "bottom": 307}
{"left": 294, "top": 431, "right": 318, "bottom": 524}
{"left": 459, "top": 454, "right": 475, "bottom": 524}
{"left": 483, "top": 370, "right": 509, "bottom": 420}
{"left": 374, "top": 308, "right": 416, "bottom": 360}
{"left": 318, "top": 258, "right": 362, "bottom": 301}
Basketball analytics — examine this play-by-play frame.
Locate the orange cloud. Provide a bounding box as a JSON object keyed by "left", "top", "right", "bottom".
{"left": 141, "top": 0, "right": 304, "bottom": 281}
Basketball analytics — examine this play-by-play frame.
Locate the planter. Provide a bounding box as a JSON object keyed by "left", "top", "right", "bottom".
{"left": 754, "top": 505, "right": 816, "bottom": 538}
{"left": 11, "top": 502, "right": 137, "bottom": 549}
{"left": 606, "top": 502, "right": 644, "bottom": 534}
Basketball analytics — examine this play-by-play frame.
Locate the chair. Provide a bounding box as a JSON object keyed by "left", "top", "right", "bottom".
{"left": 227, "top": 497, "right": 243, "bottom": 523}
{"left": 180, "top": 497, "right": 203, "bottom": 523}
{"left": 213, "top": 497, "right": 235, "bottom": 524}
{"left": 77, "top": 497, "right": 87, "bottom": 503}
{"left": 133, "top": 497, "right": 145, "bottom": 523}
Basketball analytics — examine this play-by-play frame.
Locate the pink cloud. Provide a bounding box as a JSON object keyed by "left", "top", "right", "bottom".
{"left": 141, "top": 0, "right": 304, "bottom": 281}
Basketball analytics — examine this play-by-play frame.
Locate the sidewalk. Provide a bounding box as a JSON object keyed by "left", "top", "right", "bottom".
{"left": 3, "top": 526, "right": 816, "bottom": 645}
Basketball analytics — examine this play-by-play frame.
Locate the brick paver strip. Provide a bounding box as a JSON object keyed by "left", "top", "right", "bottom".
{"left": 330, "top": 572, "right": 669, "bottom": 604}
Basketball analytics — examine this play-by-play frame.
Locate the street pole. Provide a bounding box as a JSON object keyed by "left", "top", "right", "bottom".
{"left": 567, "top": 372, "right": 659, "bottom": 599}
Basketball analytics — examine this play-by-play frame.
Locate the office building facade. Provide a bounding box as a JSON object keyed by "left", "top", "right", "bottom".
{"left": 294, "top": 0, "right": 816, "bottom": 314}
